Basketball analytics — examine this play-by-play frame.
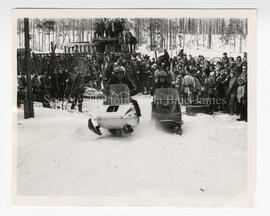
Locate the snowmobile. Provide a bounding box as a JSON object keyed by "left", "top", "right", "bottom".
{"left": 151, "top": 88, "right": 183, "bottom": 135}
{"left": 88, "top": 84, "right": 139, "bottom": 136}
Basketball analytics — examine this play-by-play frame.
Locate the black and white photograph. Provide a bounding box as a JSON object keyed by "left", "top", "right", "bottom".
{"left": 12, "top": 9, "right": 256, "bottom": 206}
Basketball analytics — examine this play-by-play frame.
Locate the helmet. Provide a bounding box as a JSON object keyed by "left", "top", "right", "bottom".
{"left": 114, "top": 66, "right": 126, "bottom": 75}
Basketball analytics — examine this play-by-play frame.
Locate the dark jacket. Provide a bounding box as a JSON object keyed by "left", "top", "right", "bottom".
{"left": 31, "top": 76, "right": 40, "bottom": 88}
{"left": 70, "top": 74, "right": 85, "bottom": 97}
{"left": 227, "top": 76, "right": 238, "bottom": 97}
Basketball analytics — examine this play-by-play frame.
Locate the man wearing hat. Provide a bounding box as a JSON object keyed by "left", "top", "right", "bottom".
{"left": 151, "top": 70, "right": 172, "bottom": 96}
{"left": 106, "top": 65, "right": 141, "bottom": 118}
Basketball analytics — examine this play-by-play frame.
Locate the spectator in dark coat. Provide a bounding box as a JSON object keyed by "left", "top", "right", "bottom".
{"left": 31, "top": 75, "right": 40, "bottom": 94}
{"left": 188, "top": 55, "right": 196, "bottom": 67}
{"left": 235, "top": 56, "right": 243, "bottom": 75}
{"left": 227, "top": 69, "right": 238, "bottom": 115}
{"left": 70, "top": 72, "right": 85, "bottom": 112}
{"left": 222, "top": 52, "right": 229, "bottom": 66}
{"left": 237, "top": 76, "right": 247, "bottom": 121}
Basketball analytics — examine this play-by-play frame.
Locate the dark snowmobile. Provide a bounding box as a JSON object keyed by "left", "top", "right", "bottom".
{"left": 151, "top": 88, "right": 183, "bottom": 135}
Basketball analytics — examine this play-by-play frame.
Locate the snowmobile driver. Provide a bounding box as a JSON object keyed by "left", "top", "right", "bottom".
{"left": 151, "top": 70, "right": 173, "bottom": 96}
{"left": 92, "top": 66, "right": 141, "bottom": 135}
{"left": 106, "top": 65, "right": 141, "bottom": 115}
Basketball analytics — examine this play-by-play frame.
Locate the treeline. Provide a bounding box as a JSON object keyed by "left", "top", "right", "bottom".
{"left": 129, "top": 18, "right": 248, "bottom": 52}
{"left": 17, "top": 18, "right": 248, "bottom": 53}
{"left": 17, "top": 18, "right": 95, "bottom": 52}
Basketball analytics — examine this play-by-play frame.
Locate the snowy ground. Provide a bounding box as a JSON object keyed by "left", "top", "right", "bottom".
{"left": 16, "top": 95, "right": 247, "bottom": 197}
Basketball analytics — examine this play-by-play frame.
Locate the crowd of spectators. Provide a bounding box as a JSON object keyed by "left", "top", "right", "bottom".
{"left": 17, "top": 49, "right": 248, "bottom": 121}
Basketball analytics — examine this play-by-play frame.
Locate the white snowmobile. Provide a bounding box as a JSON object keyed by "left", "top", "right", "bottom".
{"left": 88, "top": 84, "right": 139, "bottom": 136}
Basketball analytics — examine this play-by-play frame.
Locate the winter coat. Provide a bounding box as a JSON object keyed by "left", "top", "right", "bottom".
{"left": 181, "top": 74, "right": 196, "bottom": 93}
{"left": 237, "top": 85, "right": 246, "bottom": 103}
{"left": 50, "top": 73, "right": 60, "bottom": 92}
{"left": 70, "top": 74, "right": 85, "bottom": 98}
{"left": 193, "top": 76, "right": 203, "bottom": 93}
{"left": 169, "top": 71, "right": 176, "bottom": 83}
{"left": 153, "top": 69, "right": 160, "bottom": 80}
{"left": 175, "top": 75, "right": 183, "bottom": 89}
{"left": 216, "top": 74, "right": 229, "bottom": 98}
{"left": 222, "top": 56, "right": 229, "bottom": 66}
{"left": 188, "top": 58, "right": 196, "bottom": 67}
{"left": 31, "top": 76, "right": 40, "bottom": 88}
{"left": 163, "top": 51, "right": 170, "bottom": 62}
{"left": 227, "top": 76, "right": 238, "bottom": 97}
{"left": 39, "top": 75, "right": 51, "bottom": 95}
{"left": 205, "top": 76, "right": 216, "bottom": 95}
{"left": 235, "top": 63, "right": 243, "bottom": 75}
{"left": 19, "top": 76, "right": 27, "bottom": 88}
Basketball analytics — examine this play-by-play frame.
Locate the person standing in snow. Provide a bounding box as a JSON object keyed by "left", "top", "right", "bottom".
{"left": 39, "top": 70, "right": 52, "bottom": 108}
{"left": 221, "top": 52, "right": 229, "bottom": 66}
{"left": 141, "top": 62, "right": 153, "bottom": 95}
{"left": 236, "top": 76, "right": 247, "bottom": 121}
{"left": 218, "top": 69, "right": 230, "bottom": 112}
{"left": 226, "top": 69, "right": 239, "bottom": 115}
{"left": 70, "top": 67, "right": 85, "bottom": 112}
{"left": 50, "top": 69, "right": 60, "bottom": 100}
{"left": 17, "top": 74, "right": 27, "bottom": 108}
{"left": 204, "top": 71, "right": 216, "bottom": 112}
{"left": 31, "top": 74, "right": 40, "bottom": 95}
{"left": 181, "top": 70, "right": 196, "bottom": 104}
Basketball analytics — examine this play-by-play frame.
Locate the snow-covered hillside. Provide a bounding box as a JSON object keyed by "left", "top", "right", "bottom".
{"left": 16, "top": 96, "right": 247, "bottom": 197}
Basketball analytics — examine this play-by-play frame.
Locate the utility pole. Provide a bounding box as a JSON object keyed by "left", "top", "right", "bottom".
{"left": 149, "top": 19, "right": 153, "bottom": 51}
{"left": 32, "top": 20, "right": 35, "bottom": 50}
{"left": 169, "top": 19, "right": 172, "bottom": 56}
{"left": 24, "top": 18, "right": 34, "bottom": 119}
{"left": 137, "top": 18, "right": 139, "bottom": 45}
{"left": 183, "top": 18, "right": 186, "bottom": 52}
